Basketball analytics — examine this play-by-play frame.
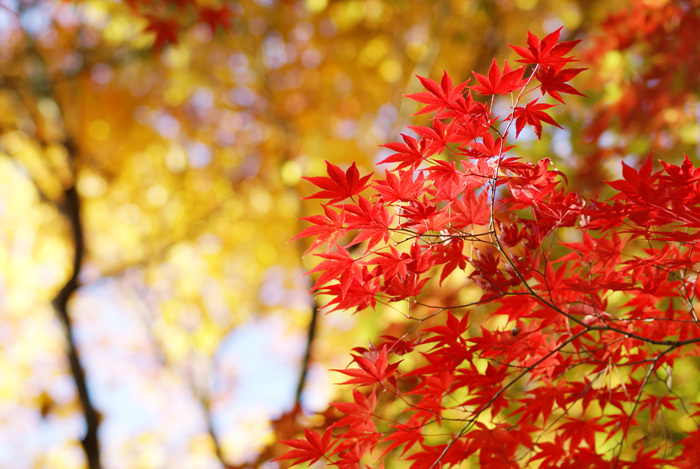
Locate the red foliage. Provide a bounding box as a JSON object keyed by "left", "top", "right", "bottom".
{"left": 131, "top": 1, "right": 238, "bottom": 49}
{"left": 143, "top": 16, "right": 179, "bottom": 50}
{"left": 284, "top": 25, "right": 700, "bottom": 468}
{"left": 579, "top": 0, "right": 700, "bottom": 188}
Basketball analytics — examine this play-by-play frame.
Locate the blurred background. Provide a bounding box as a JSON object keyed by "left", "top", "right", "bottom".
{"left": 1, "top": 0, "right": 698, "bottom": 467}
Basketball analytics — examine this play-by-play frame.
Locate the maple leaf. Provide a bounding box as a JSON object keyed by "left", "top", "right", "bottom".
{"left": 424, "top": 159, "right": 471, "bottom": 201}
{"left": 423, "top": 310, "right": 470, "bottom": 348}
{"left": 334, "top": 347, "right": 401, "bottom": 387}
{"left": 367, "top": 246, "right": 412, "bottom": 281}
{"left": 379, "top": 418, "right": 424, "bottom": 457}
{"left": 532, "top": 190, "right": 584, "bottom": 230}
{"left": 291, "top": 204, "right": 346, "bottom": 254}
{"left": 512, "top": 99, "right": 562, "bottom": 139}
{"left": 379, "top": 133, "right": 432, "bottom": 169}
{"left": 558, "top": 417, "right": 604, "bottom": 450}
{"left": 606, "top": 153, "right": 658, "bottom": 205}
{"left": 376, "top": 334, "right": 420, "bottom": 356}
{"left": 629, "top": 447, "right": 672, "bottom": 469}
{"left": 406, "top": 370, "right": 456, "bottom": 417}
{"left": 435, "top": 239, "right": 468, "bottom": 284}
{"left": 407, "top": 120, "right": 458, "bottom": 156}
{"left": 144, "top": 16, "right": 179, "bottom": 50}
{"left": 333, "top": 442, "right": 374, "bottom": 469}
{"left": 466, "top": 132, "right": 515, "bottom": 158}
{"left": 530, "top": 434, "right": 568, "bottom": 466}
{"left": 373, "top": 169, "right": 426, "bottom": 204}
{"left": 406, "top": 439, "right": 471, "bottom": 468}
{"left": 404, "top": 70, "right": 470, "bottom": 115}
{"left": 512, "top": 379, "right": 568, "bottom": 424}
{"left": 535, "top": 66, "right": 586, "bottom": 103}
{"left": 673, "top": 430, "right": 700, "bottom": 469}
{"left": 454, "top": 113, "right": 492, "bottom": 144}
{"left": 398, "top": 195, "right": 449, "bottom": 233}
{"left": 440, "top": 89, "right": 481, "bottom": 120}
{"left": 383, "top": 274, "right": 430, "bottom": 302}
{"left": 660, "top": 154, "right": 700, "bottom": 186}
{"left": 199, "top": 6, "right": 237, "bottom": 32}
{"left": 450, "top": 188, "right": 490, "bottom": 229}
{"left": 505, "top": 158, "right": 563, "bottom": 209}
{"left": 304, "top": 161, "right": 373, "bottom": 204}
{"left": 273, "top": 427, "right": 335, "bottom": 467}
{"left": 509, "top": 27, "right": 581, "bottom": 70}
{"left": 318, "top": 266, "right": 380, "bottom": 313}
{"left": 331, "top": 388, "right": 377, "bottom": 432}
{"left": 342, "top": 195, "right": 392, "bottom": 252}
{"left": 466, "top": 422, "right": 529, "bottom": 468}
{"left": 309, "top": 246, "right": 359, "bottom": 296}
{"left": 470, "top": 59, "right": 527, "bottom": 96}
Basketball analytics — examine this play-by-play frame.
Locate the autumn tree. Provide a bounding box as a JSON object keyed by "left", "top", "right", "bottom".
{"left": 284, "top": 3, "right": 700, "bottom": 468}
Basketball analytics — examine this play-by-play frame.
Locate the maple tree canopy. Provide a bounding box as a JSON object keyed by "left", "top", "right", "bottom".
{"left": 284, "top": 16, "right": 700, "bottom": 469}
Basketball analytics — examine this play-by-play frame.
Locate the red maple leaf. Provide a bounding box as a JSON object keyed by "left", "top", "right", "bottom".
{"left": 331, "top": 388, "right": 377, "bottom": 432}
{"left": 334, "top": 347, "right": 401, "bottom": 387}
{"left": 454, "top": 113, "right": 492, "bottom": 144}
{"left": 558, "top": 417, "right": 605, "bottom": 450}
{"left": 343, "top": 195, "right": 392, "bottom": 251}
{"left": 199, "top": 6, "right": 237, "bottom": 32}
{"left": 435, "top": 239, "right": 468, "bottom": 284}
{"left": 466, "top": 132, "right": 514, "bottom": 158}
{"left": 535, "top": 66, "right": 586, "bottom": 103}
{"left": 144, "top": 17, "right": 179, "bottom": 50}
{"left": 291, "top": 205, "right": 346, "bottom": 254}
{"left": 531, "top": 434, "right": 568, "bottom": 467}
{"left": 660, "top": 154, "right": 700, "bottom": 186}
{"left": 398, "top": 195, "right": 448, "bottom": 233}
{"left": 367, "top": 246, "right": 412, "bottom": 281}
{"left": 304, "top": 161, "right": 372, "bottom": 204}
{"left": 423, "top": 310, "right": 470, "bottom": 348}
{"left": 373, "top": 169, "right": 426, "bottom": 204}
{"left": 512, "top": 99, "right": 562, "bottom": 139}
{"left": 673, "top": 430, "right": 700, "bottom": 469}
{"left": 379, "top": 133, "right": 432, "bottom": 169}
{"left": 318, "top": 266, "right": 380, "bottom": 313}
{"left": 407, "top": 120, "right": 459, "bottom": 156}
{"left": 470, "top": 59, "right": 526, "bottom": 96}
{"left": 383, "top": 273, "right": 430, "bottom": 301}
{"left": 273, "top": 428, "right": 335, "bottom": 466}
{"left": 512, "top": 379, "right": 569, "bottom": 424}
{"left": 450, "top": 188, "right": 490, "bottom": 229}
{"left": 404, "top": 70, "right": 470, "bottom": 115}
{"left": 606, "top": 153, "right": 657, "bottom": 203}
{"left": 379, "top": 417, "right": 424, "bottom": 457}
{"left": 308, "top": 246, "right": 359, "bottom": 295}
{"left": 509, "top": 27, "right": 581, "bottom": 70}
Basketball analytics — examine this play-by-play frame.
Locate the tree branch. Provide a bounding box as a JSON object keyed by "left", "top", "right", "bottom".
{"left": 52, "top": 182, "right": 102, "bottom": 469}
{"left": 295, "top": 300, "right": 319, "bottom": 406}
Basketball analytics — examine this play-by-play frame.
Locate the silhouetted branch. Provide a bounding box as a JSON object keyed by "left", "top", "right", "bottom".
{"left": 295, "top": 300, "right": 319, "bottom": 406}
{"left": 52, "top": 181, "right": 102, "bottom": 469}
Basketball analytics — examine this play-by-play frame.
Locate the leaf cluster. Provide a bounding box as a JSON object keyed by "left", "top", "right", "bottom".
{"left": 283, "top": 26, "right": 700, "bottom": 469}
